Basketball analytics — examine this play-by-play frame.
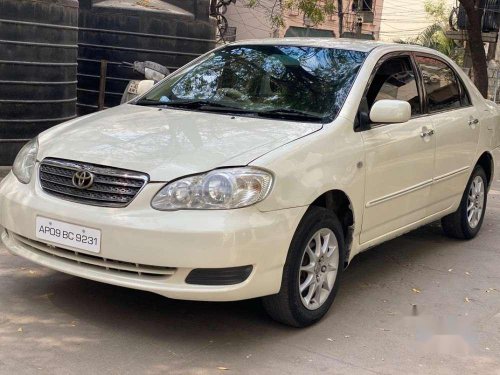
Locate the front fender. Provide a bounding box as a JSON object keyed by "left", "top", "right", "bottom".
{"left": 252, "top": 117, "right": 365, "bottom": 236}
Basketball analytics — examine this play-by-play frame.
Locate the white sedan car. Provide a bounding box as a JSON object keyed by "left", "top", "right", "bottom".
{"left": 1, "top": 39, "right": 499, "bottom": 327}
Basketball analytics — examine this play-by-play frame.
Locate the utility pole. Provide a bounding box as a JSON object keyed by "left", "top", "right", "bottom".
{"left": 337, "top": 0, "right": 343, "bottom": 37}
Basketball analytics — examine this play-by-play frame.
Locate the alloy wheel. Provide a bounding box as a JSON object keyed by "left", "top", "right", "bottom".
{"left": 298, "top": 228, "right": 339, "bottom": 310}
{"left": 467, "top": 175, "right": 485, "bottom": 229}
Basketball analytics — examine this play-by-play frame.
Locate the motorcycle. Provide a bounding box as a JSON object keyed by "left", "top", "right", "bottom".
{"left": 120, "top": 61, "right": 170, "bottom": 104}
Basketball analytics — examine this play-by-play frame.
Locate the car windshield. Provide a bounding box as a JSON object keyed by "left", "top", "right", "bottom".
{"left": 137, "top": 44, "right": 367, "bottom": 122}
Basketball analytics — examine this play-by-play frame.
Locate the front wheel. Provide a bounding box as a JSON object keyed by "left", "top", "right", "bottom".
{"left": 262, "top": 207, "right": 345, "bottom": 327}
{"left": 441, "top": 165, "right": 488, "bottom": 239}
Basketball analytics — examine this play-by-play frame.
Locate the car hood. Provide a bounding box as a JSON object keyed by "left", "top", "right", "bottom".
{"left": 38, "top": 104, "right": 322, "bottom": 181}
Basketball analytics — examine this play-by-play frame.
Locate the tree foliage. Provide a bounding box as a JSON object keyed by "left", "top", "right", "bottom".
{"left": 423, "top": 0, "right": 448, "bottom": 21}
{"left": 247, "top": 0, "right": 335, "bottom": 28}
{"left": 396, "top": 0, "right": 464, "bottom": 65}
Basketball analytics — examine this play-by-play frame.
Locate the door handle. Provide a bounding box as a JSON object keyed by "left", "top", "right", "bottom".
{"left": 420, "top": 128, "right": 435, "bottom": 137}
{"left": 468, "top": 118, "right": 479, "bottom": 127}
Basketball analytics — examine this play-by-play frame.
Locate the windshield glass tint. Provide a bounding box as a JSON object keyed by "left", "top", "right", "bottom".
{"left": 140, "top": 45, "right": 367, "bottom": 121}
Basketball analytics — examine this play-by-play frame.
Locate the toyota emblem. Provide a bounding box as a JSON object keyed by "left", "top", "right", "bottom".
{"left": 72, "top": 170, "right": 94, "bottom": 189}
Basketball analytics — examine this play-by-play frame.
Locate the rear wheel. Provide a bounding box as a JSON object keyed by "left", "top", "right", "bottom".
{"left": 441, "top": 165, "right": 488, "bottom": 239}
{"left": 262, "top": 207, "right": 345, "bottom": 327}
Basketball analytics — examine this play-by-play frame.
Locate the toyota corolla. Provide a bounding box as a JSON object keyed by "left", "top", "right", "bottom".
{"left": 1, "top": 39, "right": 499, "bottom": 327}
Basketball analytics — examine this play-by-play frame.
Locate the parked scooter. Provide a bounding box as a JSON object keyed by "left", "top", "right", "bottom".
{"left": 120, "top": 61, "right": 170, "bottom": 104}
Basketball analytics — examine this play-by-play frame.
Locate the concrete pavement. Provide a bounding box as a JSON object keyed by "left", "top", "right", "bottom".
{"left": 0, "top": 173, "right": 499, "bottom": 375}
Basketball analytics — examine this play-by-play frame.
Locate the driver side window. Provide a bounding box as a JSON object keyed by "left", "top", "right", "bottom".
{"left": 366, "top": 56, "right": 422, "bottom": 117}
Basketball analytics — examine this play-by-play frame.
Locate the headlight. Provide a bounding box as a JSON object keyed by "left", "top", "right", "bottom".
{"left": 151, "top": 167, "right": 273, "bottom": 210}
{"left": 12, "top": 138, "right": 39, "bottom": 184}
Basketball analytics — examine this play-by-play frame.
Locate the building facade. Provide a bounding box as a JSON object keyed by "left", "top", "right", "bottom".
{"left": 378, "top": 0, "right": 456, "bottom": 42}
{"left": 224, "top": 0, "right": 384, "bottom": 41}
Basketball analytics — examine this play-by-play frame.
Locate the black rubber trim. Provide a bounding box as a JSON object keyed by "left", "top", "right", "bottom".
{"left": 185, "top": 266, "right": 253, "bottom": 286}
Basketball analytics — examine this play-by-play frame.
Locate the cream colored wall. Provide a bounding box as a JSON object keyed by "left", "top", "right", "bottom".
{"left": 378, "top": 0, "right": 455, "bottom": 42}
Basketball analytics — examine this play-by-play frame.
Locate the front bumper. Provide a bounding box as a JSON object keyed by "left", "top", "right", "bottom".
{"left": 0, "top": 171, "right": 306, "bottom": 301}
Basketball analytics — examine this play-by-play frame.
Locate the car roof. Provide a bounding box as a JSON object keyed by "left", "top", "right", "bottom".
{"left": 229, "top": 38, "right": 397, "bottom": 53}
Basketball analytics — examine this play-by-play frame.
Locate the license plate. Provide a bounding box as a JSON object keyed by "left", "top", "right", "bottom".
{"left": 127, "top": 80, "right": 139, "bottom": 95}
{"left": 36, "top": 216, "right": 101, "bottom": 253}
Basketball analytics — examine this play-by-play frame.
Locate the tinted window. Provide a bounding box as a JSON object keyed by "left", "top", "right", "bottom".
{"left": 366, "top": 56, "right": 421, "bottom": 116}
{"left": 416, "top": 56, "right": 461, "bottom": 112}
{"left": 140, "top": 45, "right": 367, "bottom": 122}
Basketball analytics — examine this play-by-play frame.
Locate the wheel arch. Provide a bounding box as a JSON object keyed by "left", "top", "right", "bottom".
{"left": 475, "top": 151, "right": 494, "bottom": 189}
{"left": 309, "top": 189, "right": 355, "bottom": 268}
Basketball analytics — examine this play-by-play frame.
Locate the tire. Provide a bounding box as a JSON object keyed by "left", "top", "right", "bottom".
{"left": 262, "top": 206, "right": 345, "bottom": 327}
{"left": 441, "top": 165, "right": 488, "bottom": 240}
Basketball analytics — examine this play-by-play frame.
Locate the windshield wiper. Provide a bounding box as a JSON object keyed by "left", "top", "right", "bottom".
{"left": 166, "top": 100, "right": 248, "bottom": 112}
{"left": 135, "top": 100, "right": 323, "bottom": 121}
{"left": 134, "top": 98, "right": 169, "bottom": 106}
{"left": 135, "top": 98, "right": 255, "bottom": 115}
{"left": 257, "top": 108, "right": 324, "bottom": 122}
{"left": 165, "top": 100, "right": 224, "bottom": 108}
{"left": 144, "top": 99, "right": 255, "bottom": 114}
{"left": 134, "top": 99, "right": 230, "bottom": 108}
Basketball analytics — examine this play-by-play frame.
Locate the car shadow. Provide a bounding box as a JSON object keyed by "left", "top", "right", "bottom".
{"left": 36, "top": 221, "right": 453, "bottom": 337}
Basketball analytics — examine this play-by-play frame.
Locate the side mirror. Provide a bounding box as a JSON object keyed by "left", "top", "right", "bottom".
{"left": 369, "top": 100, "right": 411, "bottom": 124}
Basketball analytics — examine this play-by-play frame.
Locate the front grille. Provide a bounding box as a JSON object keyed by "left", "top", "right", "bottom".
{"left": 10, "top": 232, "right": 176, "bottom": 279}
{"left": 39, "top": 158, "right": 149, "bottom": 208}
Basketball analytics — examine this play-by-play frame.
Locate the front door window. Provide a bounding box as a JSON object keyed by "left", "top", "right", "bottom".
{"left": 366, "top": 56, "right": 422, "bottom": 119}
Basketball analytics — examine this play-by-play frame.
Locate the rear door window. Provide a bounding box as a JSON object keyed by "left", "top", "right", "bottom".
{"left": 415, "top": 56, "right": 462, "bottom": 113}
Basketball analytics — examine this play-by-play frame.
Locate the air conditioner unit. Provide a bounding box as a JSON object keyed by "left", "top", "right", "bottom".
{"left": 362, "top": 11, "right": 374, "bottom": 24}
